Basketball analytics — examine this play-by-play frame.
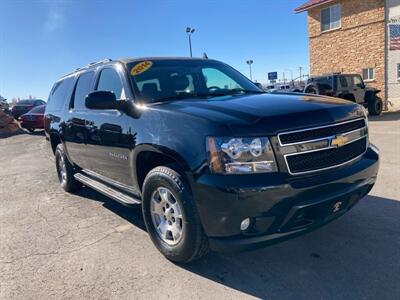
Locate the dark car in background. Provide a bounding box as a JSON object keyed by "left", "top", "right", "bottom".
{"left": 304, "top": 73, "right": 383, "bottom": 115}
{"left": 11, "top": 99, "right": 46, "bottom": 119}
{"left": 20, "top": 105, "right": 46, "bottom": 132}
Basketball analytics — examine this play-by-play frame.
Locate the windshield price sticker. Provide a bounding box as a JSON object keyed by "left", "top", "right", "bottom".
{"left": 131, "top": 61, "right": 153, "bottom": 76}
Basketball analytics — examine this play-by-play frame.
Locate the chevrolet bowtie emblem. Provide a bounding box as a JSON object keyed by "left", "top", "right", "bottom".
{"left": 331, "top": 135, "right": 349, "bottom": 148}
{"left": 333, "top": 201, "right": 343, "bottom": 213}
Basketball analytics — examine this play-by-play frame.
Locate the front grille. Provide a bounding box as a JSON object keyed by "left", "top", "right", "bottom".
{"left": 279, "top": 119, "right": 366, "bottom": 145}
{"left": 286, "top": 137, "right": 367, "bottom": 174}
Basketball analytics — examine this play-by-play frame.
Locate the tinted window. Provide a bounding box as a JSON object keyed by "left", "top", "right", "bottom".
{"left": 96, "top": 68, "right": 125, "bottom": 99}
{"left": 315, "top": 77, "right": 333, "bottom": 90}
{"left": 72, "top": 72, "right": 95, "bottom": 111}
{"left": 29, "top": 105, "right": 45, "bottom": 114}
{"left": 47, "top": 77, "right": 74, "bottom": 112}
{"left": 128, "top": 60, "right": 260, "bottom": 104}
{"left": 338, "top": 76, "right": 349, "bottom": 88}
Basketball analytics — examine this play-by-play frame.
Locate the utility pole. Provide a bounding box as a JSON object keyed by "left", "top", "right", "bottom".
{"left": 298, "top": 66, "right": 303, "bottom": 80}
{"left": 246, "top": 60, "right": 253, "bottom": 80}
{"left": 285, "top": 69, "right": 294, "bottom": 82}
{"left": 185, "top": 27, "right": 195, "bottom": 57}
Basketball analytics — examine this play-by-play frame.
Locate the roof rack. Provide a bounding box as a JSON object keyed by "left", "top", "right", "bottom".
{"left": 61, "top": 58, "right": 113, "bottom": 78}
{"left": 75, "top": 58, "right": 112, "bottom": 72}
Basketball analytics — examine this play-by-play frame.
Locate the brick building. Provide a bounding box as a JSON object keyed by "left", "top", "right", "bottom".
{"left": 295, "top": 0, "right": 400, "bottom": 111}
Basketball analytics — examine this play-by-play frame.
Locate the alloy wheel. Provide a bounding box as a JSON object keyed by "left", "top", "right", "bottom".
{"left": 150, "top": 187, "right": 184, "bottom": 245}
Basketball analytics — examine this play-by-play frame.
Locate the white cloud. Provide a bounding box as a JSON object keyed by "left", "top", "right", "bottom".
{"left": 44, "top": 6, "right": 65, "bottom": 32}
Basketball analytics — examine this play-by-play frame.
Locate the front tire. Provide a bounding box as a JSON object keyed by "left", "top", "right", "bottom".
{"left": 55, "top": 144, "right": 82, "bottom": 192}
{"left": 305, "top": 85, "right": 319, "bottom": 94}
{"left": 142, "top": 166, "right": 209, "bottom": 263}
{"left": 368, "top": 96, "right": 383, "bottom": 116}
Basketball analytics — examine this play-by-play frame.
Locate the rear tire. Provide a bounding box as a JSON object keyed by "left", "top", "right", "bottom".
{"left": 142, "top": 166, "right": 209, "bottom": 263}
{"left": 368, "top": 96, "right": 383, "bottom": 116}
{"left": 55, "top": 144, "right": 82, "bottom": 192}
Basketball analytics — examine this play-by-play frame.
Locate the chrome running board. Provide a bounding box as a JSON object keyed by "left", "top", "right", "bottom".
{"left": 74, "top": 173, "right": 141, "bottom": 206}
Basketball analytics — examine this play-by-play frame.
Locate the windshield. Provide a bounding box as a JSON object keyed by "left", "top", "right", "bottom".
{"left": 127, "top": 59, "right": 263, "bottom": 104}
{"left": 29, "top": 105, "right": 45, "bottom": 114}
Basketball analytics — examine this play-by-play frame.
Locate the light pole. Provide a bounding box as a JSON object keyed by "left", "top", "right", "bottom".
{"left": 246, "top": 60, "right": 253, "bottom": 81}
{"left": 185, "top": 27, "right": 195, "bottom": 57}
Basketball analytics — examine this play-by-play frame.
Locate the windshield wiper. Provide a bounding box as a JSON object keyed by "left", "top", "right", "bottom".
{"left": 151, "top": 89, "right": 264, "bottom": 104}
{"left": 151, "top": 93, "right": 224, "bottom": 103}
{"left": 225, "top": 88, "right": 265, "bottom": 95}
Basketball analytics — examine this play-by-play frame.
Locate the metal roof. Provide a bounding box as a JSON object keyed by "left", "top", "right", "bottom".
{"left": 294, "top": 0, "right": 336, "bottom": 13}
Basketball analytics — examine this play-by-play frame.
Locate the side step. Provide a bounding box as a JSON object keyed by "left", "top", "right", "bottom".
{"left": 74, "top": 173, "right": 141, "bottom": 206}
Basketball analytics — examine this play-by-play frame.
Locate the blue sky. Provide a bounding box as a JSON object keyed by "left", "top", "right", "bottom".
{"left": 0, "top": 0, "right": 309, "bottom": 100}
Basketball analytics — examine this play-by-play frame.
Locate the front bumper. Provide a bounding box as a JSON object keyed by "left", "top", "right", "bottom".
{"left": 189, "top": 146, "right": 379, "bottom": 252}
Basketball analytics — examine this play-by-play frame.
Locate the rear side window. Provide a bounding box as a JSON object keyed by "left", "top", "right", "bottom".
{"left": 96, "top": 68, "right": 125, "bottom": 99}
{"left": 46, "top": 77, "right": 74, "bottom": 112}
{"left": 338, "top": 76, "right": 349, "bottom": 88}
{"left": 29, "top": 105, "right": 45, "bottom": 114}
{"left": 72, "top": 71, "right": 95, "bottom": 111}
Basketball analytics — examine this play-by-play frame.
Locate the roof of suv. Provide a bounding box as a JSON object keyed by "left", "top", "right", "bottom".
{"left": 61, "top": 57, "right": 212, "bottom": 79}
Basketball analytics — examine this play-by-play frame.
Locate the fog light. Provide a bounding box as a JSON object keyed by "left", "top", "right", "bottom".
{"left": 240, "top": 218, "right": 251, "bottom": 231}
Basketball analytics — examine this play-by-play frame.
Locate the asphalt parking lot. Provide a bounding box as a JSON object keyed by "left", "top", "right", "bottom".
{"left": 0, "top": 113, "right": 399, "bottom": 300}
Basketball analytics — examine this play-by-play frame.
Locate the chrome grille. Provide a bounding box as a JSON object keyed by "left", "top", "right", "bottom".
{"left": 278, "top": 118, "right": 368, "bottom": 175}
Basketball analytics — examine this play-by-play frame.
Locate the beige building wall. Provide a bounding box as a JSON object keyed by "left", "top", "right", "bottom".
{"left": 307, "top": 0, "right": 386, "bottom": 100}
{"left": 387, "top": 0, "right": 400, "bottom": 111}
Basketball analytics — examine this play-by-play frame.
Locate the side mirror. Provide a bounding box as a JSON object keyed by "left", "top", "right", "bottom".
{"left": 85, "top": 91, "right": 142, "bottom": 118}
{"left": 85, "top": 91, "right": 118, "bottom": 110}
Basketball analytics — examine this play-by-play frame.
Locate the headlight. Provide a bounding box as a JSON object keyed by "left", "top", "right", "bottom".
{"left": 359, "top": 104, "right": 369, "bottom": 146}
{"left": 360, "top": 104, "right": 369, "bottom": 126}
{"left": 207, "top": 137, "right": 278, "bottom": 174}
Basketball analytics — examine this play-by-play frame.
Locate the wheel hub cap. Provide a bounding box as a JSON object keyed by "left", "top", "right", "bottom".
{"left": 150, "top": 187, "right": 184, "bottom": 245}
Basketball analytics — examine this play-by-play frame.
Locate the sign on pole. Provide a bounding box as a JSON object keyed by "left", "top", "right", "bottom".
{"left": 268, "top": 72, "right": 278, "bottom": 81}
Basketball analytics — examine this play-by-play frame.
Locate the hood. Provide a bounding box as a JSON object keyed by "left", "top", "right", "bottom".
{"left": 158, "top": 93, "right": 364, "bottom": 135}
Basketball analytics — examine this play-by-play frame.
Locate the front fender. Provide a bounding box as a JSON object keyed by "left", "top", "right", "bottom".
{"left": 133, "top": 144, "right": 192, "bottom": 172}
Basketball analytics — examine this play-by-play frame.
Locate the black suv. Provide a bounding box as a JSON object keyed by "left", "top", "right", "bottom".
{"left": 304, "top": 73, "right": 383, "bottom": 115}
{"left": 45, "top": 58, "right": 379, "bottom": 263}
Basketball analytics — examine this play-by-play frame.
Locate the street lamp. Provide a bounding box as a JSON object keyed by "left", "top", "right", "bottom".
{"left": 246, "top": 59, "right": 253, "bottom": 81}
{"left": 185, "top": 27, "right": 195, "bottom": 57}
